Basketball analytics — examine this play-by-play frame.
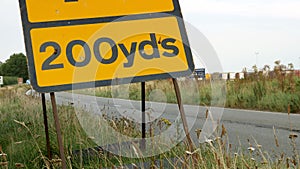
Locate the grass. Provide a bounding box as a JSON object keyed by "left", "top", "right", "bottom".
{"left": 0, "top": 85, "right": 299, "bottom": 168}
{"left": 75, "top": 76, "right": 300, "bottom": 113}
{"left": 226, "top": 76, "right": 300, "bottom": 113}
{"left": 75, "top": 79, "right": 220, "bottom": 107}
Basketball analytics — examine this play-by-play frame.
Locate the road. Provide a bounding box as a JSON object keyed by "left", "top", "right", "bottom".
{"left": 48, "top": 92, "right": 300, "bottom": 157}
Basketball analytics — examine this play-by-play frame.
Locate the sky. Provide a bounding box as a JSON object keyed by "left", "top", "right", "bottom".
{"left": 0, "top": 0, "right": 299, "bottom": 72}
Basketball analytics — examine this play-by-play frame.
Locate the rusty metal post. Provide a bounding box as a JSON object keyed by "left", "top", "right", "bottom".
{"left": 172, "top": 78, "right": 200, "bottom": 167}
{"left": 172, "top": 78, "right": 195, "bottom": 151}
{"left": 41, "top": 93, "right": 52, "bottom": 160}
{"left": 50, "top": 92, "right": 67, "bottom": 169}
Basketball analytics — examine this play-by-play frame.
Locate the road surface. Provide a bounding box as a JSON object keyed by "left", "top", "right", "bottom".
{"left": 47, "top": 92, "right": 300, "bottom": 157}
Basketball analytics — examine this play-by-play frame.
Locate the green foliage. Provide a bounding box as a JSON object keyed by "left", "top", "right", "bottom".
{"left": 0, "top": 53, "right": 28, "bottom": 82}
{"left": 2, "top": 76, "right": 18, "bottom": 86}
{"left": 258, "top": 92, "right": 300, "bottom": 112}
{"left": 225, "top": 77, "right": 300, "bottom": 113}
{"left": 129, "top": 83, "right": 141, "bottom": 100}
{"left": 252, "top": 80, "right": 266, "bottom": 100}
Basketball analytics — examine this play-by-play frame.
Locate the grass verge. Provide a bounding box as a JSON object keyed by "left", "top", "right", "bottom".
{"left": 0, "top": 86, "right": 299, "bottom": 168}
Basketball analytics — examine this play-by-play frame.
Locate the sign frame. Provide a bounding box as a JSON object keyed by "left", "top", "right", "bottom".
{"left": 19, "top": 0, "right": 194, "bottom": 93}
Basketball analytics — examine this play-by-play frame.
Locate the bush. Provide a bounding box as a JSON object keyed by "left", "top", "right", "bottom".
{"left": 3, "top": 76, "right": 18, "bottom": 86}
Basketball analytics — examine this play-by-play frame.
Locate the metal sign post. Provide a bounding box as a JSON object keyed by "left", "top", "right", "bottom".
{"left": 172, "top": 78, "right": 199, "bottom": 166}
{"left": 172, "top": 78, "right": 195, "bottom": 151}
{"left": 50, "top": 93, "right": 67, "bottom": 169}
{"left": 41, "top": 93, "right": 52, "bottom": 160}
{"left": 140, "top": 82, "right": 146, "bottom": 150}
{"left": 139, "top": 79, "right": 196, "bottom": 155}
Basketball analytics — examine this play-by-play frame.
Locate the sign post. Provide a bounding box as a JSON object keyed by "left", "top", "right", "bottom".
{"left": 141, "top": 82, "right": 146, "bottom": 150}
{"left": 41, "top": 93, "right": 52, "bottom": 160}
{"left": 50, "top": 93, "right": 67, "bottom": 169}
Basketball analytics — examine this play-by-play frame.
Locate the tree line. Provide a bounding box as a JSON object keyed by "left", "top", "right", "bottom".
{"left": 0, "top": 53, "right": 28, "bottom": 82}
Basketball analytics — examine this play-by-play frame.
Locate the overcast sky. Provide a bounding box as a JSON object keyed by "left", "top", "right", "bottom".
{"left": 0, "top": 0, "right": 299, "bottom": 72}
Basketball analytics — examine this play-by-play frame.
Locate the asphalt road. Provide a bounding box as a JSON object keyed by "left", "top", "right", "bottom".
{"left": 48, "top": 92, "right": 300, "bottom": 157}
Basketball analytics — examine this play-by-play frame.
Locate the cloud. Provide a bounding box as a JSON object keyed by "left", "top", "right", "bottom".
{"left": 180, "top": 0, "right": 300, "bottom": 20}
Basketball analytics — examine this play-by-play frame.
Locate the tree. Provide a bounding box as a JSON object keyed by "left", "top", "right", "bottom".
{"left": 0, "top": 53, "right": 28, "bottom": 81}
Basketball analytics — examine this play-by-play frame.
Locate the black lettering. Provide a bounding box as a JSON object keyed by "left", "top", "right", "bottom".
{"left": 66, "top": 40, "right": 91, "bottom": 67}
{"left": 161, "top": 38, "right": 179, "bottom": 57}
{"left": 94, "top": 38, "right": 118, "bottom": 64}
{"left": 138, "top": 33, "right": 160, "bottom": 59}
{"left": 65, "top": 0, "right": 78, "bottom": 2}
{"left": 118, "top": 42, "right": 137, "bottom": 68}
{"left": 40, "top": 42, "right": 64, "bottom": 70}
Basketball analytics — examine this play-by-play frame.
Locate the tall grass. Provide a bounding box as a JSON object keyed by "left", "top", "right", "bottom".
{"left": 0, "top": 86, "right": 299, "bottom": 168}
{"left": 76, "top": 79, "right": 214, "bottom": 106}
{"left": 76, "top": 77, "right": 300, "bottom": 113}
{"left": 226, "top": 77, "right": 300, "bottom": 113}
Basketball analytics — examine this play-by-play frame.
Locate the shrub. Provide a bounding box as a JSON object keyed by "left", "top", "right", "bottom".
{"left": 3, "top": 76, "right": 18, "bottom": 86}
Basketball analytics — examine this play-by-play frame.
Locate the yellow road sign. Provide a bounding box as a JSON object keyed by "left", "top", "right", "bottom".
{"left": 26, "top": 0, "right": 174, "bottom": 23}
{"left": 19, "top": 0, "right": 194, "bottom": 92}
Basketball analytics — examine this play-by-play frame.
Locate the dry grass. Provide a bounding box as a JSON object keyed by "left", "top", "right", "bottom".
{"left": 0, "top": 85, "right": 299, "bottom": 168}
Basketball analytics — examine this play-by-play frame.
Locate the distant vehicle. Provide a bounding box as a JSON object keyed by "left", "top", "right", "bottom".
{"left": 222, "top": 73, "right": 228, "bottom": 80}
{"left": 229, "top": 73, "right": 235, "bottom": 80}
{"left": 235, "top": 72, "right": 245, "bottom": 80}
{"left": 239, "top": 72, "right": 245, "bottom": 79}
{"left": 194, "top": 68, "right": 206, "bottom": 80}
{"left": 205, "top": 73, "right": 211, "bottom": 80}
